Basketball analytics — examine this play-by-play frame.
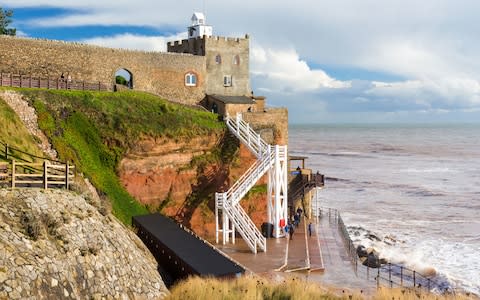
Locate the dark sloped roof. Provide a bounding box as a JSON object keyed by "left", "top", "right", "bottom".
{"left": 133, "top": 214, "right": 244, "bottom": 277}
{"left": 210, "top": 94, "right": 255, "bottom": 104}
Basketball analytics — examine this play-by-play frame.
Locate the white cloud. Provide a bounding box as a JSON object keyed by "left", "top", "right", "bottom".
{"left": 81, "top": 32, "right": 187, "bottom": 52}
{"left": 251, "top": 44, "right": 350, "bottom": 93}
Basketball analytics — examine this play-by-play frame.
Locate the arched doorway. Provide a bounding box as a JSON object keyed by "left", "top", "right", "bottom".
{"left": 114, "top": 68, "right": 133, "bottom": 89}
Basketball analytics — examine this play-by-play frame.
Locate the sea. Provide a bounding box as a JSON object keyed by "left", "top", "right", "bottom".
{"left": 289, "top": 123, "right": 480, "bottom": 294}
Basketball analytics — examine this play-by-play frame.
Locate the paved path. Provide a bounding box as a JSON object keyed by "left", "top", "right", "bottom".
{"left": 213, "top": 214, "right": 375, "bottom": 292}
{"left": 308, "top": 214, "right": 376, "bottom": 291}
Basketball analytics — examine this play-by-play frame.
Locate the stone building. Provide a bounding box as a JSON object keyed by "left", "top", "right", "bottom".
{"left": 168, "top": 13, "right": 251, "bottom": 98}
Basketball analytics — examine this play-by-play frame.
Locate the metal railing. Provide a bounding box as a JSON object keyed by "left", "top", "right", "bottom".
{"left": 315, "top": 206, "right": 458, "bottom": 294}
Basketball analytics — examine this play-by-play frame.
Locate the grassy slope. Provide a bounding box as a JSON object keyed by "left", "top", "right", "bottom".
{"left": 14, "top": 88, "right": 225, "bottom": 225}
{"left": 0, "top": 93, "right": 44, "bottom": 161}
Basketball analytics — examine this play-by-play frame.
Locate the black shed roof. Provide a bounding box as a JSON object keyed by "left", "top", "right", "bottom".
{"left": 133, "top": 214, "right": 245, "bottom": 277}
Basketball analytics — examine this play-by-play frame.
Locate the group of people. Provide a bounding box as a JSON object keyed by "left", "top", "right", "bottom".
{"left": 284, "top": 207, "right": 314, "bottom": 240}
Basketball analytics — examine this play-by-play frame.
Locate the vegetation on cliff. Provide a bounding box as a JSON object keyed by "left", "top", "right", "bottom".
{"left": 13, "top": 88, "right": 225, "bottom": 225}
{"left": 0, "top": 94, "right": 43, "bottom": 160}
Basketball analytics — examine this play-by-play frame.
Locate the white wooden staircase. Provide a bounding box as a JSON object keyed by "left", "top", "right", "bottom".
{"left": 215, "top": 113, "right": 288, "bottom": 253}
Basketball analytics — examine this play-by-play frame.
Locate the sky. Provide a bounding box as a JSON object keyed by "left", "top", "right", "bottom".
{"left": 2, "top": 0, "right": 480, "bottom": 124}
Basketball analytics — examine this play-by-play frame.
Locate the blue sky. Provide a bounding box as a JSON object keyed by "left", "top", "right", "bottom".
{"left": 3, "top": 0, "right": 480, "bottom": 123}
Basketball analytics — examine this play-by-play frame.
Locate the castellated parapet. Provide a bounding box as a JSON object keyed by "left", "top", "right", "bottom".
{"left": 0, "top": 35, "right": 206, "bottom": 104}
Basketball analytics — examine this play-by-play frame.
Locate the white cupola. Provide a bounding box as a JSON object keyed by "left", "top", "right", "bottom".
{"left": 188, "top": 12, "right": 213, "bottom": 38}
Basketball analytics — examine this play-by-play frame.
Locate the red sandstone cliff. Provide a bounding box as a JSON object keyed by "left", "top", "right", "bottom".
{"left": 118, "top": 134, "right": 269, "bottom": 238}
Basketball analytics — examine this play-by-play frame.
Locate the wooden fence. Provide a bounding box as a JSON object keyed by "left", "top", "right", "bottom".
{"left": 0, "top": 160, "right": 74, "bottom": 189}
{"left": 0, "top": 73, "right": 109, "bottom": 91}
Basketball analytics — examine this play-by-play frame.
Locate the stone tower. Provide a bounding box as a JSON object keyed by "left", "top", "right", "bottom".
{"left": 167, "top": 13, "right": 251, "bottom": 97}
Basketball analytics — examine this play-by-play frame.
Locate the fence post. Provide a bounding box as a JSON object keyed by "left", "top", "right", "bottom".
{"left": 19, "top": 75, "right": 22, "bottom": 88}
{"left": 43, "top": 160, "right": 48, "bottom": 190}
{"left": 65, "top": 163, "right": 69, "bottom": 190}
{"left": 11, "top": 159, "right": 15, "bottom": 188}
{"left": 388, "top": 263, "right": 392, "bottom": 283}
{"left": 413, "top": 270, "right": 416, "bottom": 288}
{"left": 377, "top": 267, "right": 380, "bottom": 288}
{"left": 29, "top": 74, "right": 32, "bottom": 88}
{"left": 0, "top": 73, "right": 2, "bottom": 86}
{"left": 400, "top": 266, "right": 403, "bottom": 286}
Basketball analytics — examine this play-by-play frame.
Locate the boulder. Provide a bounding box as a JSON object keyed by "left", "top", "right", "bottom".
{"left": 362, "top": 251, "right": 381, "bottom": 268}
{"left": 356, "top": 245, "right": 368, "bottom": 258}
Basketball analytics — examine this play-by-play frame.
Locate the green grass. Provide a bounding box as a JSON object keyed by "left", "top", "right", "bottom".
{"left": 13, "top": 88, "right": 226, "bottom": 225}
{"left": 0, "top": 91, "right": 44, "bottom": 161}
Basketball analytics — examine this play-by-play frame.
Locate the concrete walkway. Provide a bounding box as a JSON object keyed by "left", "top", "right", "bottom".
{"left": 308, "top": 214, "right": 376, "bottom": 291}
{"left": 213, "top": 214, "right": 375, "bottom": 292}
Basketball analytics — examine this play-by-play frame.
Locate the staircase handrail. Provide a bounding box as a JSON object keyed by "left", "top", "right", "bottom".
{"left": 221, "top": 197, "right": 266, "bottom": 251}
{"left": 225, "top": 149, "right": 276, "bottom": 206}
{"left": 225, "top": 114, "right": 269, "bottom": 158}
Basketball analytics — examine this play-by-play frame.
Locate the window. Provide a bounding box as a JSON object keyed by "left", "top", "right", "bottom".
{"left": 185, "top": 72, "right": 197, "bottom": 87}
{"left": 233, "top": 55, "right": 240, "bottom": 65}
{"left": 223, "top": 75, "right": 232, "bottom": 87}
{"left": 215, "top": 54, "right": 222, "bottom": 64}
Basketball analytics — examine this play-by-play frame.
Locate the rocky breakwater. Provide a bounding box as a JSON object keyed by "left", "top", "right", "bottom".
{"left": 0, "top": 189, "right": 168, "bottom": 299}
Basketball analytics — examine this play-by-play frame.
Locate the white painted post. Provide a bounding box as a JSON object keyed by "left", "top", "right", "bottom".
{"left": 215, "top": 193, "right": 219, "bottom": 244}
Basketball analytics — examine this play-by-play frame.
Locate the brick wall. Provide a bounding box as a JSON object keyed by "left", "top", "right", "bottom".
{"left": 0, "top": 36, "right": 206, "bottom": 104}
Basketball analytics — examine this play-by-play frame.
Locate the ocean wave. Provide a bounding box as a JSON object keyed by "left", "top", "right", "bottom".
{"left": 400, "top": 168, "right": 454, "bottom": 173}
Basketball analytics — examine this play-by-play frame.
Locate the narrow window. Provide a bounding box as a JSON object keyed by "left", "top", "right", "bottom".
{"left": 185, "top": 72, "right": 197, "bottom": 87}
{"left": 223, "top": 75, "right": 232, "bottom": 87}
{"left": 215, "top": 54, "right": 222, "bottom": 64}
{"left": 233, "top": 55, "right": 240, "bottom": 65}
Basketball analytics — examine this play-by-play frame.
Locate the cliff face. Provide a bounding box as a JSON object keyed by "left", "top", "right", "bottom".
{"left": 118, "top": 134, "right": 231, "bottom": 237}
{"left": 0, "top": 189, "right": 168, "bottom": 299}
{"left": 118, "top": 133, "right": 272, "bottom": 238}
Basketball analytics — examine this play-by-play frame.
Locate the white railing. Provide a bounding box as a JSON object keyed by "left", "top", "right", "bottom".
{"left": 225, "top": 114, "right": 269, "bottom": 158}
{"left": 216, "top": 113, "right": 276, "bottom": 253}
{"left": 218, "top": 195, "right": 266, "bottom": 252}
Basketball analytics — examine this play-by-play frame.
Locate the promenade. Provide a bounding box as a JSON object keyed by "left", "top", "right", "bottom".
{"left": 215, "top": 215, "right": 374, "bottom": 292}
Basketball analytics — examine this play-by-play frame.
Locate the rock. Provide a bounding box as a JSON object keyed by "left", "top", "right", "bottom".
{"left": 363, "top": 251, "right": 381, "bottom": 268}
{"left": 367, "top": 233, "right": 381, "bottom": 241}
{"left": 356, "top": 245, "right": 368, "bottom": 258}
{"left": 51, "top": 278, "right": 58, "bottom": 287}
{"left": 0, "top": 271, "right": 7, "bottom": 283}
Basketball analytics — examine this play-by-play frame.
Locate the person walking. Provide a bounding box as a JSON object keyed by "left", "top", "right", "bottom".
{"left": 308, "top": 222, "right": 312, "bottom": 237}
{"left": 289, "top": 223, "right": 295, "bottom": 240}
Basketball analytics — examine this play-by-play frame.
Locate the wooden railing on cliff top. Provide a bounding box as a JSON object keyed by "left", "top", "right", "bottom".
{"left": 0, "top": 141, "right": 74, "bottom": 190}
{"left": 0, "top": 73, "right": 109, "bottom": 91}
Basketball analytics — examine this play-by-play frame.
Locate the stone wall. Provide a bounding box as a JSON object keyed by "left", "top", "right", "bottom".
{"left": 0, "top": 36, "right": 206, "bottom": 104}
{"left": 168, "top": 35, "right": 250, "bottom": 97}
{"left": 243, "top": 108, "right": 289, "bottom": 145}
{"left": 0, "top": 189, "right": 169, "bottom": 299}
{"left": 204, "top": 36, "right": 250, "bottom": 96}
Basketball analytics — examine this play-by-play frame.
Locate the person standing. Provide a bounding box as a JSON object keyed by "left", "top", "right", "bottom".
{"left": 308, "top": 222, "right": 312, "bottom": 237}
{"left": 289, "top": 223, "right": 295, "bottom": 240}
